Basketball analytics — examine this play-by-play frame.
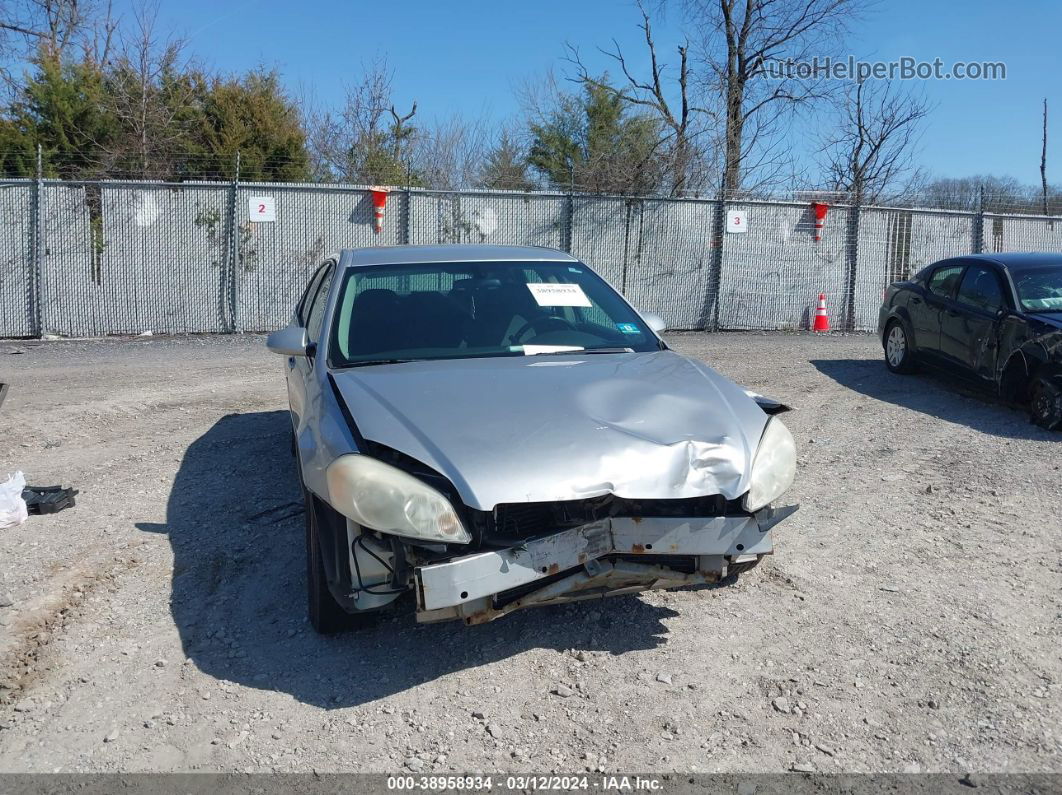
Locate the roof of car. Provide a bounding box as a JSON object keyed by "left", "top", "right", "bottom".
{"left": 964, "top": 252, "right": 1062, "bottom": 272}
{"left": 337, "top": 244, "right": 580, "bottom": 268}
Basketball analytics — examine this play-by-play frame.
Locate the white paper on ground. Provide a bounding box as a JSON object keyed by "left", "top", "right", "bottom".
{"left": 0, "top": 471, "right": 28, "bottom": 530}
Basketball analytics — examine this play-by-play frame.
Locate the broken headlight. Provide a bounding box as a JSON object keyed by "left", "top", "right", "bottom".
{"left": 325, "top": 455, "right": 471, "bottom": 544}
{"left": 743, "top": 418, "right": 797, "bottom": 512}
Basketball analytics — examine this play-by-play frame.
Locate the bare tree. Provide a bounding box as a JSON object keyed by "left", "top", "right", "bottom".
{"left": 922, "top": 174, "right": 1040, "bottom": 214}
{"left": 305, "top": 57, "right": 417, "bottom": 184}
{"left": 411, "top": 115, "right": 488, "bottom": 189}
{"left": 102, "top": 1, "right": 194, "bottom": 177}
{"left": 0, "top": 0, "right": 86, "bottom": 55}
{"left": 816, "top": 80, "right": 930, "bottom": 205}
{"left": 0, "top": 0, "right": 116, "bottom": 99}
{"left": 684, "top": 0, "right": 862, "bottom": 195}
{"left": 564, "top": 1, "right": 710, "bottom": 195}
{"left": 388, "top": 102, "right": 416, "bottom": 162}
{"left": 0, "top": 0, "right": 117, "bottom": 67}
{"left": 1042, "top": 98, "right": 1049, "bottom": 217}
{"left": 83, "top": 0, "right": 116, "bottom": 65}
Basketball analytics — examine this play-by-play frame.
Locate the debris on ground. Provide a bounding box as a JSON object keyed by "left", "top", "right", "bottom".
{"left": 0, "top": 471, "right": 27, "bottom": 529}
{"left": 21, "top": 485, "right": 78, "bottom": 515}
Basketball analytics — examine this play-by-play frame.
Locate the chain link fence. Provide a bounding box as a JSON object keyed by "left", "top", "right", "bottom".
{"left": 1, "top": 178, "right": 1060, "bottom": 339}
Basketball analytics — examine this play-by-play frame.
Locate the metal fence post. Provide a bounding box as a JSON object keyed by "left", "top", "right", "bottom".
{"left": 972, "top": 184, "right": 985, "bottom": 254}
{"left": 707, "top": 197, "right": 726, "bottom": 331}
{"left": 844, "top": 202, "right": 861, "bottom": 332}
{"left": 224, "top": 151, "right": 241, "bottom": 332}
{"left": 620, "top": 199, "right": 634, "bottom": 295}
{"left": 404, "top": 187, "right": 413, "bottom": 245}
{"left": 563, "top": 191, "right": 574, "bottom": 253}
{"left": 30, "top": 144, "right": 44, "bottom": 337}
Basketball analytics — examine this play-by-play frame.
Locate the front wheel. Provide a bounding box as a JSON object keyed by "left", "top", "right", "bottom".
{"left": 884, "top": 320, "right": 917, "bottom": 374}
{"left": 304, "top": 490, "right": 359, "bottom": 634}
{"left": 1029, "top": 376, "right": 1062, "bottom": 430}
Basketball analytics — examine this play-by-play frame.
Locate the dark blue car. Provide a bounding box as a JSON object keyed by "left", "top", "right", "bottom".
{"left": 878, "top": 252, "right": 1062, "bottom": 430}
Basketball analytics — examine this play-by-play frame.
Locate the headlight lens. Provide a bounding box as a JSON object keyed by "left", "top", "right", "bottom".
{"left": 325, "top": 455, "right": 471, "bottom": 544}
{"left": 743, "top": 418, "right": 797, "bottom": 512}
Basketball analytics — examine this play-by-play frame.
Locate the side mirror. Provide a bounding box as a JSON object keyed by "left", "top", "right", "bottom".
{"left": 266, "top": 325, "right": 310, "bottom": 357}
{"left": 642, "top": 312, "right": 667, "bottom": 333}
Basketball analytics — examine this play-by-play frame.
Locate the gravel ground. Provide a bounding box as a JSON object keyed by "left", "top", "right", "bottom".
{"left": 0, "top": 331, "right": 1059, "bottom": 775}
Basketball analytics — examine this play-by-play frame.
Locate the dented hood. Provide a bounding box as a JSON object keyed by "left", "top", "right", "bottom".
{"left": 331, "top": 350, "right": 768, "bottom": 511}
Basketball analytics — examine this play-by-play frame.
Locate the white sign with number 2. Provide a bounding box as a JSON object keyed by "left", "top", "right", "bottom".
{"left": 248, "top": 196, "right": 276, "bottom": 223}
{"left": 726, "top": 210, "right": 747, "bottom": 233}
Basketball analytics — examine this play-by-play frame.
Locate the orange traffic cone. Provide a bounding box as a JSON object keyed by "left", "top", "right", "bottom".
{"left": 812, "top": 293, "right": 831, "bottom": 332}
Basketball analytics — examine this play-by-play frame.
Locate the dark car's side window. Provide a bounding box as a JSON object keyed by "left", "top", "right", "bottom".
{"left": 305, "top": 264, "right": 335, "bottom": 343}
{"left": 927, "top": 265, "right": 964, "bottom": 299}
{"left": 956, "top": 265, "right": 1005, "bottom": 312}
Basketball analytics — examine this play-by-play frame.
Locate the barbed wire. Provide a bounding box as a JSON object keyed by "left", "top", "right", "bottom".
{"left": 1, "top": 149, "right": 1060, "bottom": 217}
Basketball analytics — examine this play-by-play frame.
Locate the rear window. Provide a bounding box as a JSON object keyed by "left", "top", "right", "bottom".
{"left": 927, "top": 265, "right": 964, "bottom": 298}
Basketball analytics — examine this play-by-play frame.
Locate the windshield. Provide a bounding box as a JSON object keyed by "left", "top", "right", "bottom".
{"left": 327, "top": 260, "right": 661, "bottom": 367}
{"left": 1013, "top": 267, "right": 1062, "bottom": 312}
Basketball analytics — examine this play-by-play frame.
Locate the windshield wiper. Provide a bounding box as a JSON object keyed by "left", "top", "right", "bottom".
{"left": 342, "top": 358, "right": 417, "bottom": 368}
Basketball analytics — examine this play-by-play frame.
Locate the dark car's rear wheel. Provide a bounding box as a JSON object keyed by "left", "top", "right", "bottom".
{"left": 884, "top": 320, "right": 916, "bottom": 374}
{"left": 1030, "top": 376, "right": 1062, "bottom": 430}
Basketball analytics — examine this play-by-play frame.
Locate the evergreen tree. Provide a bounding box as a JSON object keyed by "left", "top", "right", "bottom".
{"left": 528, "top": 79, "right": 662, "bottom": 195}
{"left": 479, "top": 132, "right": 533, "bottom": 191}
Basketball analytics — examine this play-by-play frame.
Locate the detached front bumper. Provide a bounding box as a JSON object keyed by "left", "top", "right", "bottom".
{"left": 414, "top": 506, "right": 796, "bottom": 624}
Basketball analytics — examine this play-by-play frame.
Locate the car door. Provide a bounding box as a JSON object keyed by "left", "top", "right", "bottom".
{"left": 940, "top": 263, "right": 1007, "bottom": 383}
{"left": 909, "top": 262, "right": 964, "bottom": 360}
{"left": 287, "top": 261, "right": 335, "bottom": 432}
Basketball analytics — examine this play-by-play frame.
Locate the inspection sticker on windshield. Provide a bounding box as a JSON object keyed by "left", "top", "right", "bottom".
{"left": 616, "top": 322, "right": 640, "bottom": 335}
{"left": 526, "top": 282, "right": 592, "bottom": 307}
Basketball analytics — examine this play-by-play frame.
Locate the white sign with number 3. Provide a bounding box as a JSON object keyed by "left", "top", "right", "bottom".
{"left": 248, "top": 196, "right": 276, "bottom": 223}
{"left": 726, "top": 210, "right": 747, "bottom": 233}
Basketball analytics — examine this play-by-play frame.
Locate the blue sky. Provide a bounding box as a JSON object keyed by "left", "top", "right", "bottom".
{"left": 141, "top": 0, "right": 1059, "bottom": 186}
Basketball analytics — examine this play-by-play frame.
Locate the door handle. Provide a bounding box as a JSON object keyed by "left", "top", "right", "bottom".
{"left": 911, "top": 297, "right": 922, "bottom": 304}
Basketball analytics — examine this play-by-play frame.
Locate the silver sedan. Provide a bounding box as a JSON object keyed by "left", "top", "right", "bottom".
{"left": 267, "top": 245, "right": 798, "bottom": 632}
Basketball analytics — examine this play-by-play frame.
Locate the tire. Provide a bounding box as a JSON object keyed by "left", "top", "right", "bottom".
{"left": 1029, "top": 376, "right": 1062, "bottom": 430}
{"left": 304, "top": 490, "right": 359, "bottom": 634}
{"left": 883, "top": 320, "right": 916, "bottom": 374}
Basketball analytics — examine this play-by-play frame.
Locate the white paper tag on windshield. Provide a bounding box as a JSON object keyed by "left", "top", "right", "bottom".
{"left": 520, "top": 345, "right": 585, "bottom": 356}
{"left": 526, "top": 282, "right": 592, "bottom": 307}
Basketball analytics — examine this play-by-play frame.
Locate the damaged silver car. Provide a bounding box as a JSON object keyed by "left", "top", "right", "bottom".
{"left": 267, "top": 245, "right": 798, "bottom": 632}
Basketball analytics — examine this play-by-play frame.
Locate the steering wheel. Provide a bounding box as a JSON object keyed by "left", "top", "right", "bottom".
{"left": 510, "top": 315, "right": 575, "bottom": 344}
